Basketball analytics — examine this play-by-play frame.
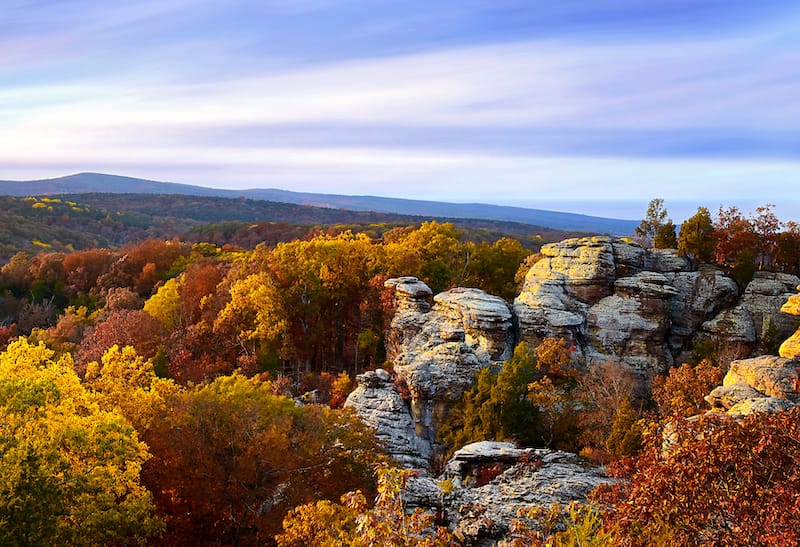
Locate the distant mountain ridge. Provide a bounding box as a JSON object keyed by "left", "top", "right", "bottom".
{"left": 0, "top": 172, "right": 639, "bottom": 235}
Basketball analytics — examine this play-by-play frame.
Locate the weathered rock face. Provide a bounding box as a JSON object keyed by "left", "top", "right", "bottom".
{"left": 723, "top": 355, "right": 800, "bottom": 401}
{"left": 514, "top": 237, "right": 794, "bottom": 374}
{"left": 346, "top": 246, "right": 800, "bottom": 545}
{"left": 667, "top": 268, "right": 740, "bottom": 355}
{"left": 779, "top": 287, "right": 800, "bottom": 360}
{"left": 697, "top": 305, "right": 757, "bottom": 361}
{"left": 585, "top": 272, "right": 678, "bottom": 372}
{"left": 344, "top": 368, "right": 432, "bottom": 469}
{"left": 432, "top": 288, "right": 514, "bottom": 362}
{"left": 645, "top": 248, "right": 691, "bottom": 273}
{"left": 384, "top": 276, "right": 433, "bottom": 360}
{"left": 741, "top": 273, "right": 800, "bottom": 346}
{"left": 406, "top": 441, "right": 613, "bottom": 546}
{"left": 699, "top": 289, "right": 800, "bottom": 419}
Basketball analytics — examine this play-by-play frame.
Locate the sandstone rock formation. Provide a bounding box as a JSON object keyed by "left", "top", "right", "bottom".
{"left": 703, "top": 355, "right": 800, "bottom": 418}
{"left": 585, "top": 272, "right": 678, "bottom": 372}
{"left": 700, "top": 286, "right": 800, "bottom": 418}
{"left": 349, "top": 241, "right": 797, "bottom": 469}
{"left": 779, "top": 287, "right": 800, "bottom": 359}
{"left": 342, "top": 241, "right": 800, "bottom": 547}
{"left": 723, "top": 355, "right": 800, "bottom": 401}
{"left": 741, "top": 273, "right": 800, "bottom": 346}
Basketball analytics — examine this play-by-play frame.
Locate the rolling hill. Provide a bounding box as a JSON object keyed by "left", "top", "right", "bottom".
{"left": 0, "top": 173, "right": 639, "bottom": 235}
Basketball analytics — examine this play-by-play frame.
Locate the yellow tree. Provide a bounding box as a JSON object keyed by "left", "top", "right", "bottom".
{"left": 213, "top": 270, "right": 290, "bottom": 361}
{"left": 143, "top": 275, "right": 183, "bottom": 330}
{"left": 0, "top": 338, "right": 163, "bottom": 545}
{"left": 385, "top": 221, "right": 465, "bottom": 293}
{"left": 84, "top": 344, "right": 180, "bottom": 432}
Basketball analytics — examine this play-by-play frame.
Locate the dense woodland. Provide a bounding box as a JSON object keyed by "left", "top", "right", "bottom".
{"left": 2, "top": 196, "right": 800, "bottom": 545}
{"left": 0, "top": 193, "right": 568, "bottom": 261}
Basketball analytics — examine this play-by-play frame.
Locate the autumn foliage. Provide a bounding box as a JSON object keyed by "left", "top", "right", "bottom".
{"left": 594, "top": 409, "right": 800, "bottom": 546}
{"left": 277, "top": 465, "right": 457, "bottom": 547}
{"left": 2, "top": 203, "right": 800, "bottom": 545}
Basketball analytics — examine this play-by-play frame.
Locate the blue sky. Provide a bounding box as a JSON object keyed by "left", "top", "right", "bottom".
{"left": 1, "top": 0, "right": 799, "bottom": 220}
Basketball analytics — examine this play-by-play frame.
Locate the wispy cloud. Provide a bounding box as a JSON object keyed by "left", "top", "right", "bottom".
{"left": 1, "top": 1, "right": 798, "bottom": 218}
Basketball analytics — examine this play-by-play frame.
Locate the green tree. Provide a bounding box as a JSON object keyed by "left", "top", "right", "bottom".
{"left": 654, "top": 220, "right": 678, "bottom": 249}
{"left": 462, "top": 238, "right": 532, "bottom": 300}
{"left": 442, "top": 339, "right": 578, "bottom": 450}
{"left": 604, "top": 398, "right": 642, "bottom": 459}
{"left": 677, "top": 207, "right": 716, "bottom": 263}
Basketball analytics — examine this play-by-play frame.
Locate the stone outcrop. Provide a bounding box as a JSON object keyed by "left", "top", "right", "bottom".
{"left": 697, "top": 305, "right": 756, "bottom": 360}
{"left": 406, "top": 441, "right": 613, "bottom": 547}
{"left": 514, "top": 237, "right": 794, "bottom": 374}
{"left": 344, "top": 368, "right": 432, "bottom": 469}
{"left": 700, "top": 286, "right": 800, "bottom": 418}
{"left": 779, "top": 287, "right": 800, "bottom": 359}
{"left": 724, "top": 355, "right": 800, "bottom": 401}
{"left": 664, "top": 268, "right": 740, "bottom": 357}
{"left": 432, "top": 288, "right": 514, "bottom": 361}
{"left": 384, "top": 276, "right": 434, "bottom": 358}
{"left": 343, "top": 241, "right": 800, "bottom": 545}
{"left": 585, "top": 272, "right": 678, "bottom": 372}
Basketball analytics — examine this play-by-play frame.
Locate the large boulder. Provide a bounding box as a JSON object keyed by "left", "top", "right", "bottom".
{"left": 696, "top": 305, "right": 757, "bottom": 361}
{"left": 723, "top": 355, "right": 800, "bottom": 402}
{"left": 384, "top": 277, "right": 433, "bottom": 360}
{"left": 513, "top": 278, "right": 587, "bottom": 349}
{"left": 513, "top": 237, "right": 644, "bottom": 357}
{"left": 526, "top": 236, "right": 621, "bottom": 304}
{"left": 645, "top": 248, "right": 691, "bottom": 273}
{"left": 344, "top": 368, "right": 432, "bottom": 469}
{"left": 432, "top": 288, "right": 514, "bottom": 362}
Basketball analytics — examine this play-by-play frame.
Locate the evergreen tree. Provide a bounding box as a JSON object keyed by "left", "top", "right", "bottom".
{"left": 678, "top": 206, "right": 715, "bottom": 263}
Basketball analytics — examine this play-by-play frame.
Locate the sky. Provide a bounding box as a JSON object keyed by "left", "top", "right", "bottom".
{"left": 1, "top": 0, "right": 799, "bottom": 221}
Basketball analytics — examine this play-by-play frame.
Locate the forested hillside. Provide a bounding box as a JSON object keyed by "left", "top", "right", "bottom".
{"left": 0, "top": 193, "right": 574, "bottom": 261}
{"left": 1, "top": 200, "right": 800, "bottom": 545}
